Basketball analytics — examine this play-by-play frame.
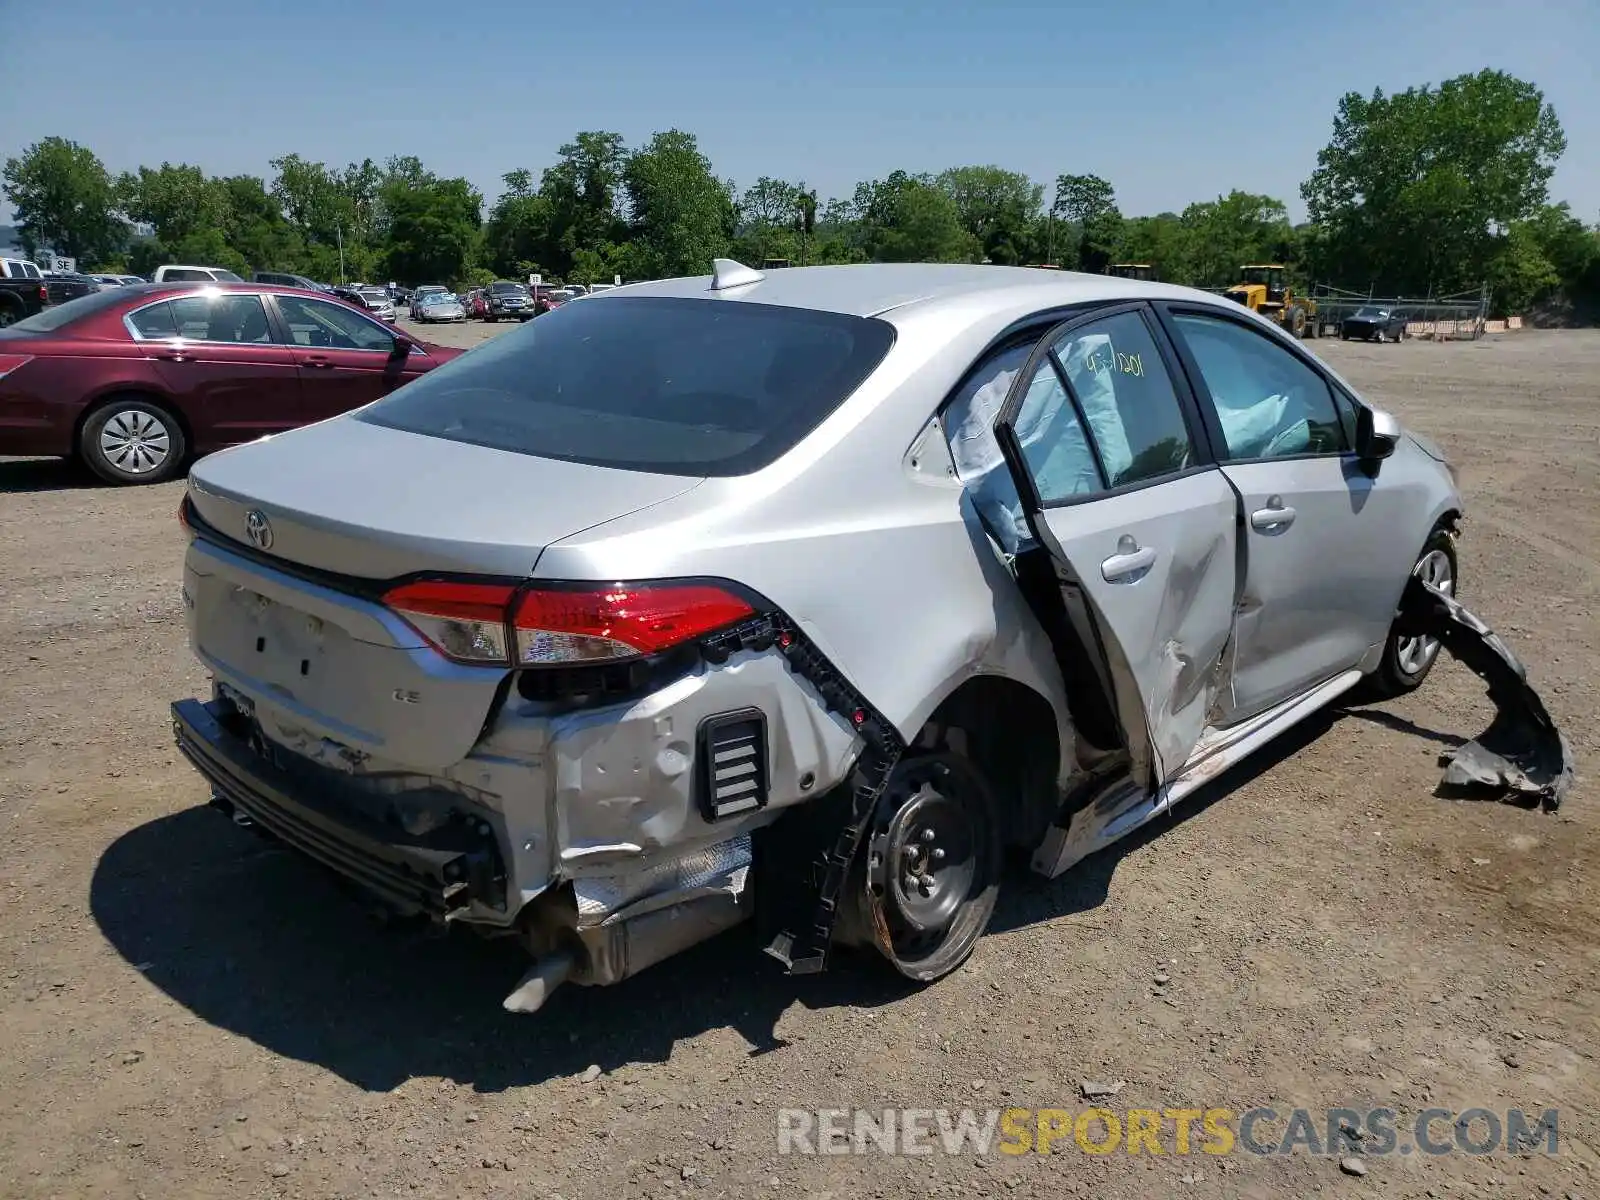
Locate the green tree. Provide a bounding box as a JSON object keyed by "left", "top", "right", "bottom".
{"left": 270, "top": 154, "right": 384, "bottom": 282}
{"left": 483, "top": 170, "right": 553, "bottom": 278}
{"left": 216, "top": 175, "right": 302, "bottom": 271}
{"left": 846, "top": 171, "right": 978, "bottom": 263}
{"left": 1, "top": 137, "right": 125, "bottom": 263}
{"left": 1178, "top": 191, "right": 1297, "bottom": 286}
{"left": 117, "top": 163, "right": 229, "bottom": 243}
{"left": 384, "top": 177, "right": 482, "bottom": 284}
{"left": 874, "top": 180, "right": 978, "bottom": 263}
{"left": 622, "top": 130, "right": 734, "bottom": 278}
{"left": 1523, "top": 203, "right": 1599, "bottom": 295}
{"left": 541, "top": 131, "right": 628, "bottom": 276}
{"left": 737, "top": 176, "right": 801, "bottom": 263}
{"left": 1052, "top": 173, "right": 1121, "bottom": 271}
{"left": 935, "top": 166, "right": 1042, "bottom": 264}
{"left": 1302, "top": 68, "right": 1566, "bottom": 293}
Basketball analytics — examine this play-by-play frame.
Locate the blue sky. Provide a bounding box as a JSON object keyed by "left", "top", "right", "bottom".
{"left": 2, "top": 0, "right": 1596, "bottom": 223}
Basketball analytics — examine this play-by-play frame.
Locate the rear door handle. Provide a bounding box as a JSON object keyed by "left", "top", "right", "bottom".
{"left": 301, "top": 355, "right": 334, "bottom": 369}
{"left": 1250, "top": 497, "right": 1297, "bottom": 532}
{"left": 156, "top": 351, "right": 190, "bottom": 363}
{"left": 1101, "top": 544, "right": 1157, "bottom": 583}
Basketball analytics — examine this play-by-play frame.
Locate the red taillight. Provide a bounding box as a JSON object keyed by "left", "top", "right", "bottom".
{"left": 0, "top": 353, "right": 34, "bottom": 381}
{"left": 380, "top": 579, "right": 754, "bottom": 666}
{"left": 383, "top": 579, "right": 517, "bottom": 664}
{"left": 512, "top": 584, "right": 754, "bottom": 665}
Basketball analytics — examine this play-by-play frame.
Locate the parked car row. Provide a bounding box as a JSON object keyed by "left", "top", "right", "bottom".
{"left": 403, "top": 280, "right": 607, "bottom": 324}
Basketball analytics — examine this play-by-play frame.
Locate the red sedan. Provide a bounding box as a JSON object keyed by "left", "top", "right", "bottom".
{"left": 0, "top": 283, "right": 463, "bottom": 484}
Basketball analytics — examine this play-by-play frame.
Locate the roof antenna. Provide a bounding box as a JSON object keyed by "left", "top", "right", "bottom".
{"left": 710, "top": 258, "right": 764, "bottom": 292}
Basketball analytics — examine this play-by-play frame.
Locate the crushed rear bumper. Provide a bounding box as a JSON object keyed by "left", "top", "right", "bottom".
{"left": 171, "top": 697, "right": 507, "bottom": 918}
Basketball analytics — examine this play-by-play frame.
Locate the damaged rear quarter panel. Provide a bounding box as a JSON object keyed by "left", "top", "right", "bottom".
{"left": 528, "top": 304, "right": 1080, "bottom": 760}
{"left": 476, "top": 650, "right": 863, "bottom": 902}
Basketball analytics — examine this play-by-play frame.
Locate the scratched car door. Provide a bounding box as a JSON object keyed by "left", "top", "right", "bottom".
{"left": 992, "top": 303, "right": 1240, "bottom": 788}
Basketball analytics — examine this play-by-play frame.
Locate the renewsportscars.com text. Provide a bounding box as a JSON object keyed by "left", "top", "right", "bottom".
{"left": 776, "top": 1106, "right": 1560, "bottom": 1158}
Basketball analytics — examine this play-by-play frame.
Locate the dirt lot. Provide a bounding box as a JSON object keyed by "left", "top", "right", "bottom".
{"left": 1, "top": 322, "right": 1595, "bottom": 1200}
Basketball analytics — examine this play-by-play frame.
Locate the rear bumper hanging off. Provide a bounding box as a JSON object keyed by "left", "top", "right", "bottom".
{"left": 1395, "top": 577, "right": 1575, "bottom": 810}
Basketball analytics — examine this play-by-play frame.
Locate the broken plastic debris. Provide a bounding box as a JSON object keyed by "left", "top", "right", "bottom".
{"left": 1395, "top": 577, "right": 1574, "bottom": 811}
{"left": 1079, "top": 1079, "right": 1127, "bottom": 1099}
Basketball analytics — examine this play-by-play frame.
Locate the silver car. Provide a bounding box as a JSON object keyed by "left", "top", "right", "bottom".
{"left": 415, "top": 292, "right": 466, "bottom": 323}
{"left": 171, "top": 262, "right": 1466, "bottom": 1010}
{"left": 355, "top": 287, "right": 397, "bottom": 323}
{"left": 409, "top": 284, "right": 448, "bottom": 319}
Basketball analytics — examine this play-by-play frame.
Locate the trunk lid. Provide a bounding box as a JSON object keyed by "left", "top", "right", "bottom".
{"left": 187, "top": 415, "right": 702, "bottom": 579}
{"left": 184, "top": 417, "right": 703, "bottom": 772}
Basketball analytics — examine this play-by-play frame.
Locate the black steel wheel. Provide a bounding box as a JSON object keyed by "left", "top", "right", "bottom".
{"left": 855, "top": 753, "right": 1001, "bottom": 982}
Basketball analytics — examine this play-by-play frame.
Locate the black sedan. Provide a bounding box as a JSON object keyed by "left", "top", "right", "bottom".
{"left": 1341, "top": 305, "right": 1408, "bottom": 342}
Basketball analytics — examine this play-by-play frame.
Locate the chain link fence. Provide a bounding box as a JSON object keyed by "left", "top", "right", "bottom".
{"left": 1308, "top": 283, "right": 1491, "bottom": 341}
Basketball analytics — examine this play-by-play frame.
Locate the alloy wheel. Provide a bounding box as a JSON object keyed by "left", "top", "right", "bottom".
{"left": 99, "top": 408, "right": 172, "bottom": 476}
{"left": 1396, "top": 547, "right": 1454, "bottom": 675}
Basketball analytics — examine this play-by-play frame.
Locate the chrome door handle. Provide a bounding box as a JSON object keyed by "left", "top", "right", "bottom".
{"left": 156, "top": 351, "right": 190, "bottom": 362}
{"left": 302, "top": 356, "right": 334, "bottom": 369}
{"left": 1250, "top": 497, "right": 1297, "bottom": 532}
{"left": 1101, "top": 544, "right": 1157, "bottom": 582}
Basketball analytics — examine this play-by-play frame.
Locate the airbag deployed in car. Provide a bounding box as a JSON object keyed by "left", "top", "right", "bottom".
{"left": 1395, "top": 577, "right": 1575, "bottom": 810}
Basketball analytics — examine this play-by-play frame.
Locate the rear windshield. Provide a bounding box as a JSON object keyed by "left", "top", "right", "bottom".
{"left": 356, "top": 296, "right": 896, "bottom": 476}
{"left": 0, "top": 287, "right": 133, "bottom": 335}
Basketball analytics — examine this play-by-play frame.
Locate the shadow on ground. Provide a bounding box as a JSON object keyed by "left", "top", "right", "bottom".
{"left": 91, "top": 709, "right": 1341, "bottom": 1094}
{"left": 0, "top": 456, "right": 101, "bottom": 493}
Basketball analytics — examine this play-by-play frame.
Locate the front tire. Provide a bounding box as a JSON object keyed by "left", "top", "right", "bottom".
{"left": 852, "top": 752, "right": 1001, "bottom": 982}
{"left": 80, "top": 397, "right": 187, "bottom": 485}
{"left": 1365, "top": 528, "right": 1457, "bottom": 699}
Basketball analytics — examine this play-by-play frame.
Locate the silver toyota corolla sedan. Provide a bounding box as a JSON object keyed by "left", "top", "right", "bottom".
{"left": 171, "top": 261, "right": 1466, "bottom": 1011}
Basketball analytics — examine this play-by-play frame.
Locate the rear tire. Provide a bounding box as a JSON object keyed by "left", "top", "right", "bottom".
{"left": 0, "top": 297, "right": 21, "bottom": 328}
{"left": 1364, "top": 528, "right": 1457, "bottom": 699}
{"left": 853, "top": 752, "right": 1001, "bottom": 983}
{"left": 80, "top": 397, "right": 187, "bottom": 485}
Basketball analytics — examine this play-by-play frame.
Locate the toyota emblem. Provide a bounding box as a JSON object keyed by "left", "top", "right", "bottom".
{"left": 245, "top": 509, "right": 274, "bottom": 551}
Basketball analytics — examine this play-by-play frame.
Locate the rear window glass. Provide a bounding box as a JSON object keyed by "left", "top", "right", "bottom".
{"left": 355, "top": 296, "right": 896, "bottom": 476}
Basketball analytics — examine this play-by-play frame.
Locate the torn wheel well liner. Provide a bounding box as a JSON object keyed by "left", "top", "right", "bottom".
{"left": 915, "top": 675, "right": 1060, "bottom": 852}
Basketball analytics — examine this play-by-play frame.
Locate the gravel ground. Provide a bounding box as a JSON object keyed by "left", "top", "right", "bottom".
{"left": 0, "top": 322, "right": 1595, "bottom": 1199}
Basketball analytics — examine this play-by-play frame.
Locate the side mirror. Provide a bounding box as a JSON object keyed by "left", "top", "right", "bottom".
{"left": 391, "top": 333, "right": 414, "bottom": 356}
{"left": 1356, "top": 406, "right": 1401, "bottom": 463}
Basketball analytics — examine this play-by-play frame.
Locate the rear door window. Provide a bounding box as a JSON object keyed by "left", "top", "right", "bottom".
{"left": 355, "top": 296, "right": 897, "bottom": 476}
{"left": 127, "top": 301, "right": 179, "bottom": 339}
{"left": 166, "top": 294, "right": 276, "bottom": 343}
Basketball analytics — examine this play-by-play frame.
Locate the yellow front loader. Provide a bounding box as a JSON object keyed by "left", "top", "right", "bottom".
{"left": 1223, "top": 265, "right": 1319, "bottom": 338}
